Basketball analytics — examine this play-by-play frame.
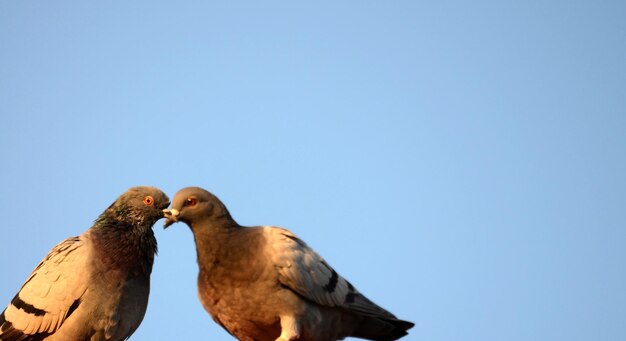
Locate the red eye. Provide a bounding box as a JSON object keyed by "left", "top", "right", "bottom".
{"left": 143, "top": 196, "right": 154, "bottom": 206}
{"left": 185, "top": 198, "right": 197, "bottom": 207}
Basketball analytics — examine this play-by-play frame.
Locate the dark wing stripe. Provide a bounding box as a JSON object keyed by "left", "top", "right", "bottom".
{"left": 11, "top": 294, "right": 47, "bottom": 316}
{"left": 0, "top": 319, "right": 26, "bottom": 339}
{"left": 323, "top": 269, "right": 339, "bottom": 293}
{"left": 66, "top": 298, "right": 81, "bottom": 319}
{"left": 0, "top": 313, "right": 51, "bottom": 341}
{"left": 345, "top": 292, "right": 357, "bottom": 304}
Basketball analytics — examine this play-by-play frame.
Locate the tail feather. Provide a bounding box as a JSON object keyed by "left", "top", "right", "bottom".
{"left": 341, "top": 291, "right": 414, "bottom": 340}
{"left": 351, "top": 315, "right": 415, "bottom": 341}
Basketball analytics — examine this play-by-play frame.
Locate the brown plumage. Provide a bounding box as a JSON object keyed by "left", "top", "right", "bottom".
{"left": 164, "top": 186, "right": 414, "bottom": 341}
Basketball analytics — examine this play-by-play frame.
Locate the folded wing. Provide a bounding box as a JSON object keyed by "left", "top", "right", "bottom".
{"left": 268, "top": 227, "right": 399, "bottom": 319}
{"left": 0, "top": 236, "right": 89, "bottom": 340}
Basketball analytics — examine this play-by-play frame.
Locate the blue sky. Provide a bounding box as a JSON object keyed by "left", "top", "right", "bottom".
{"left": 1, "top": 1, "right": 625, "bottom": 340}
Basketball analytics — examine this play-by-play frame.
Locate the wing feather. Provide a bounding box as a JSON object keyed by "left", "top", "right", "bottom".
{"left": 267, "top": 227, "right": 397, "bottom": 319}
{"left": 0, "top": 236, "right": 89, "bottom": 339}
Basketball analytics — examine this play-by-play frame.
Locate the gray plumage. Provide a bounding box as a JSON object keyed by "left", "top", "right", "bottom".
{"left": 0, "top": 186, "right": 170, "bottom": 341}
{"left": 164, "top": 187, "right": 414, "bottom": 341}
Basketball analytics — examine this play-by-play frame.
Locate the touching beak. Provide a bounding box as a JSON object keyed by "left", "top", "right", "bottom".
{"left": 163, "top": 208, "right": 180, "bottom": 229}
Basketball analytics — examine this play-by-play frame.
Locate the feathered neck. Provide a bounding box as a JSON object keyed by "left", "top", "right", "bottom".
{"left": 189, "top": 216, "right": 239, "bottom": 271}
{"left": 90, "top": 209, "right": 158, "bottom": 277}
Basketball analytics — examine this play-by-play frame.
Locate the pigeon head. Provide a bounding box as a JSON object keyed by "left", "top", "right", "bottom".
{"left": 100, "top": 186, "right": 170, "bottom": 228}
{"left": 163, "top": 187, "right": 233, "bottom": 229}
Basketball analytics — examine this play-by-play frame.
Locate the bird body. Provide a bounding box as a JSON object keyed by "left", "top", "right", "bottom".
{"left": 164, "top": 187, "right": 414, "bottom": 341}
{"left": 0, "top": 186, "right": 169, "bottom": 341}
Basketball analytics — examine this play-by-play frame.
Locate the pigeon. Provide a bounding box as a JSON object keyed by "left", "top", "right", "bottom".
{"left": 163, "top": 186, "right": 414, "bottom": 341}
{"left": 0, "top": 186, "right": 170, "bottom": 341}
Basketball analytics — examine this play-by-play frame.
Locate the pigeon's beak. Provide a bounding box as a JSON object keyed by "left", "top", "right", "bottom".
{"left": 163, "top": 208, "right": 180, "bottom": 229}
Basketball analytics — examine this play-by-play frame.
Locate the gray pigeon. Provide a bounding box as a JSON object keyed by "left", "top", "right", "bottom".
{"left": 0, "top": 186, "right": 170, "bottom": 341}
{"left": 163, "top": 187, "right": 414, "bottom": 341}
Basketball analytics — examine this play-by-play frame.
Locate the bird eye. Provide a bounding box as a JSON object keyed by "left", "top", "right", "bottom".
{"left": 143, "top": 196, "right": 154, "bottom": 206}
{"left": 185, "top": 198, "right": 197, "bottom": 207}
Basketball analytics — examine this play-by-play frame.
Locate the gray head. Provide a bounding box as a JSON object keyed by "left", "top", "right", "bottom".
{"left": 163, "top": 187, "right": 234, "bottom": 229}
{"left": 99, "top": 186, "right": 171, "bottom": 228}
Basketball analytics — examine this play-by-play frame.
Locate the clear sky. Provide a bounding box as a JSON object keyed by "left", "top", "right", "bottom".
{"left": 1, "top": 1, "right": 625, "bottom": 340}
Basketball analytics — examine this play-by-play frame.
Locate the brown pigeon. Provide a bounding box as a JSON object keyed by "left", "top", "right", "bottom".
{"left": 164, "top": 186, "right": 414, "bottom": 341}
{"left": 0, "top": 186, "right": 170, "bottom": 341}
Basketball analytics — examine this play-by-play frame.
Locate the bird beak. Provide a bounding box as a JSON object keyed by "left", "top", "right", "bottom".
{"left": 163, "top": 208, "right": 179, "bottom": 229}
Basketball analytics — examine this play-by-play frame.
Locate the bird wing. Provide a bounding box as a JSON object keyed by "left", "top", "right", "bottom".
{"left": 268, "top": 227, "right": 397, "bottom": 319}
{"left": 0, "top": 236, "right": 90, "bottom": 339}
